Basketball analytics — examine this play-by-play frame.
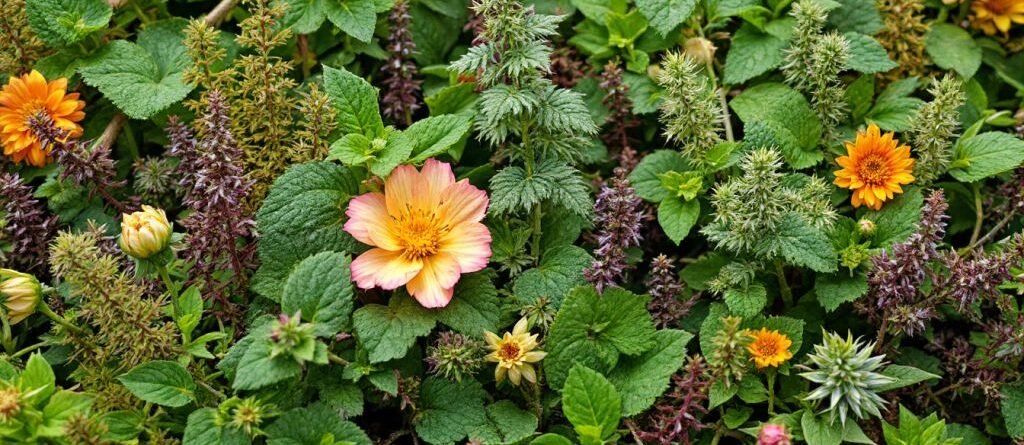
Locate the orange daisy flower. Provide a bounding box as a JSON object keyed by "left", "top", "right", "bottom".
{"left": 0, "top": 70, "right": 86, "bottom": 167}
{"left": 747, "top": 328, "right": 794, "bottom": 369}
{"left": 970, "top": 0, "right": 1024, "bottom": 35}
{"left": 344, "top": 159, "right": 491, "bottom": 308}
{"left": 833, "top": 123, "right": 914, "bottom": 211}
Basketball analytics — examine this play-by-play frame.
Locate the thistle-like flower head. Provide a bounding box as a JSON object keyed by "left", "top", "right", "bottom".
{"left": 799, "top": 331, "right": 896, "bottom": 424}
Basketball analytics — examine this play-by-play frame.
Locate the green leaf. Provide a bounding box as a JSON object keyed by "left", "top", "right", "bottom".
{"left": 253, "top": 162, "right": 361, "bottom": 301}
{"left": 635, "top": 0, "right": 695, "bottom": 36}
{"left": 426, "top": 83, "right": 479, "bottom": 116}
{"left": 730, "top": 83, "right": 822, "bottom": 153}
{"left": 773, "top": 214, "right": 838, "bottom": 272}
{"left": 759, "top": 315, "right": 805, "bottom": 352}
{"left": 723, "top": 24, "right": 786, "bottom": 85}
{"left": 265, "top": 405, "right": 372, "bottom": 445}
{"left": 949, "top": 132, "right": 1024, "bottom": 182}
{"left": 563, "top": 365, "right": 621, "bottom": 441}
{"left": 39, "top": 390, "right": 92, "bottom": 437}
{"left": 866, "top": 97, "right": 924, "bottom": 132}
{"left": 513, "top": 245, "right": 592, "bottom": 307}
{"left": 282, "top": 251, "right": 355, "bottom": 337}
{"left": 370, "top": 131, "right": 414, "bottom": 177}
{"left": 183, "top": 408, "right": 249, "bottom": 445}
{"left": 628, "top": 150, "right": 691, "bottom": 202}
{"left": 78, "top": 22, "right": 194, "bottom": 119}
{"left": 405, "top": 114, "right": 473, "bottom": 163}
{"left": 875, "top": 365, "right": 940, "bottom": 392}
{"left": 415, "top": 377, "right": 488, "bottom": 445}
{"left": 118, "top": 361, "right": 196, "bottom": 408}
{"left": 21, "top": 353, "right": 56, "bottom": 402}
{"left": 657, "top": 198, "right": 699, "bottom": 245}
{"left": 281, "top": 0, "right": 328, "bottom": 34}
{"left": 99, "top": 411, "right": 145, "bottom": 442}
{"left": 353, "top": 296, "right": 436, "bottom": 363}
{"left": 607, "top": 329, "right": 693, "bottom": 416}
{"left": 724, "top": 283, "right": 767, "bottom": 318}
{"left": 864, "top": 186, "right": 923, "bottom": 247}
{"left": 814, "top": 271, "right": 868, "bottom": 312}
{"left": 469, "top": 400, "right": 539, "bottom": 444}
{"left": 431, "top": 271, "right": 500, "bottom": 336}
{"left": 328, "top": 133, "right": 375, "bottom": 166}
{"left": 844, "top": 33, "right": 897, "bottom": 74}
{"left": 531, "top": 434, "right": 575, "bottom": 445}
{"left": 545, "top": 286, "right": 657, "bottom": 388}
{"left": 323, "top": 65, "right": 385, "bottom": 137}
{"left": 827, "top": 0, "right": 883, "bottom": 34}
{"left": 1004, "top": 384, "right": 1024, "bottom": 438}
{"left": 26, "top": 0, "right": 111, "bottom": 46}
{"left": 925, "top": 23, "right": 982, "bottom": 78}
{"left": 802, "top": 410, "right": 843, "bottom": 445}
{"left": 323, "top": 0, "right": 377, "bottom": 42}
{"left": 231, "top": 322, "right": 303, "bottom": 390}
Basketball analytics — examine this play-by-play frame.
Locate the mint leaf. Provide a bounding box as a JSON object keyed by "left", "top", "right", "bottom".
{"left": 657, "top": 197, "right": 699, "bottom": 245}
{"left": 628, "top": 150, "right": 691, "bottom": 202}
{"left": 265, "top": 405, "right": 372, "bottom": 445}
{"left": 431, "top": 271, "right": 500, "bottom": 336}
{"left": 545, "top": 286, "right": 657, "bottom": 388}
{"left": 78, "top": 21, "right": 194, "bottom": 119}
{"left": 724, "top": 283, "right": 768, "bottom": 318}
{"left": 406, "top": 114, "right": 473, "bottom": 163}
{"left": 925, "top": 23, "right": 981, "bottom": 78}
{"left": 773, "top": 214, "right": 838, "bottom": 272}
{"left": 607, "top": 329, "right": 693, "bottom": 416}
{"left": 814, "top": 271, "right": 868, "bottom": 312}
{"left": 949, "top": 132, "right": 1024, "bottom": 182}
{"left": 864, "top": 186, "right": 923, "bottom": 247}
{"left": 323, "top": 65, "right": 385, "bottom": 137}
{"left": 513, "top": 245, "right": 592, "bottom": 307}
{"left": 730, "top": 83, "right": 822, "bottom": 153}
{"left": 844, "top": 33, "right": 897, "bottom": 74}
{"left": 253, "top": 162, "right": 361, "bottom": 301}
{"left": 281, "top": 0, "right": 328, "bottom": 34}
{"left": 875, "top": 365, "right": 940, "bottom": 392}
{"left": 282, "top": 251, "right": 355, "bottom": 337}
{"left": 723, "top": 24, "right": 786, "bottom": 85}
{"left": 39, "top": 390, "right": 91, "bottom": 437}
{"left": 469, "top": 401, "right": 539, "bottom": 444}
{"left": 353, "top": 296, "right": 436, "bottom": 363}
{"left": 415, "top": 377, "right": 488, "bottom": 445}
{"left": 563, "top": 365, "right": 621, "bottom": 442}
{"left": 635, "top": 0, "right": 695, "bottom": 36}
{"left": 26, "top": 0, "right": 111, "bottom": 46}
{"left": 118, "top": 361, "right": 196, "bottom": 408}
{"left": 827, "top": 0, "right": 883, "bottom": 34}
{"left": 324, "top": 0, "right": 377, "bottom": 42}
{"left": 1002, "top": 384, "right": 1024, "bottom": 438}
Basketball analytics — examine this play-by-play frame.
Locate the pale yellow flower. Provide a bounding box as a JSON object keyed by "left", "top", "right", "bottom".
{"left": 119, "top": 205, "right": 172, "bottom": 259}
{"left": 0, "top": 269, "right": 41, "bottom": 325}
{"left": 484, "top": 318, "right": 546, "bottom": 386}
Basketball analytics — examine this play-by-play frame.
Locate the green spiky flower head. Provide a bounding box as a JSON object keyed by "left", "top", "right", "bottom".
{"left": 799, "top": 331, "right": 896, "bottom": 425}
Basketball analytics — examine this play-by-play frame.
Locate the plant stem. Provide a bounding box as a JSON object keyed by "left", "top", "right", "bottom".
{"left": 328, "top": 352, "right": 350, "bottom": 366}
{"left": 157, "top": 265, "right": 181, "bottom": 318}
{"left": 767, "top": 370, "right": 777, "bottom": 415}
{"left": 11, "top": 342, "right": 45, "bottom": 359}
{"left": 38, "top": 303, "right": 87, "bottom": 335}
{"left": 197, "top": 379, "right": 226, "bottom": 400}
{"left": 968, "top": 182, "right": 984, "bottom": 248}
{"left": 774, "top": 260, "right": 793, "bottom": 307}
{"left": 0, "top": 312, "right": 13, "bottom": 355}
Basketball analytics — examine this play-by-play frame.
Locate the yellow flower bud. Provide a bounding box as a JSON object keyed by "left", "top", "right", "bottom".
{"left": 0, "top": 269, "right": 41, "bottom": 325}
{"left": 857, "top": 218, "right": 876, "bottom": 236}
{"left": 684, "top": 37, "right": 717, "bottom": 65}
{"left": 119, "top": 205, "right": 172, "bottom": 259}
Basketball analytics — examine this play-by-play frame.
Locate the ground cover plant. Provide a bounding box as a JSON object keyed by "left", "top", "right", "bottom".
{"left": 2, "top": 0, "right": 1024, "bottom": 442}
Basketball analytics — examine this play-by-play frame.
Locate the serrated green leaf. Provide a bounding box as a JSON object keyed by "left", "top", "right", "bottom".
{"left": 253, "top": 162, "right": 361, "bottom": 301}
{"left": 513, "top": 245, "right": 592, "bottom": 307}
{"left": 926, "top": 23, "right": 981, "bottom": 78}
{"left": 323, "top": 65, "right": 384, "bottom": 137}
{"left": 545, "top": 286, "right": 657, "bottom": 388}
{"left": 844, "top": 32, "right": 897, "bottom": 74}
{"left": 1004, "top": 384, "right": 1024, "bottom": 438}
{"left": 26, "top": 0, "right": 111, "bottom": 46}
{"left": 724, "top": 283, "right": 767, "bottom": 318}
{"left": 265, "top": 405, "right": 372, "bottom": 445}
{"left": 469, "top": 400, "right": 539, "bottom": 444}
{"left": 282, "top": 251, "right": 355, "bottom": 337}
{"left": 323, "top": 0, "right": 377, "bottom": 42}
{"left": 864, "top": 186, "right": 923, "bottom": 247}
{"left": 730, "top": 83, "right": 822, "bottom": 154}
{"left": 814, "top": 271, "right": 868, "bottom": 312}
{"left": 772, "top": 214, "right": 838, "bottom": 272}
{"left": 431, "top": 271, "right": 499, "bottom": 336}
{"left": 635, "top": 0, "right": 695, "bottom": 36}
{"left": 607, "top": 329, "right": 693, "bottom": 416}
{"left": 723, "top": 23, "right": 786, "bottom": 85}
{"left": 406, "top": 114, "right": 473, "bottom": 163}
{"left": 353, "top": 296, "right": 436, "bottom": 363}
{"left": 657, "top": 197, "right": 699, "bottom": 245}
{"left": 628, "top": 150, "right": 691, "bottom": 202}
{"left": 118, "top": 361, "right": 196, "bottom": 408}
{"left": 949, "top": 132, "right": 1024, "bottom": 182}
{"left": 39, "top": 390, "right": 91, "bottom": 437}
{"left": 415, "top": 377, "right": 488, "bottom": 445}
{"left": 875, "top": 365, "right": 940, "bottom": 392}
{"left": 827, "top": 0, "right": 882, "bottom": 34}
{"left": 563, "top": 365, "right": 621, "bottom": 441}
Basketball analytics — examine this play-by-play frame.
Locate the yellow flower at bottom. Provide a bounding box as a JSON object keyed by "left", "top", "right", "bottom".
{"left": 970, "top": 0, "right": 1024, "bottom": 35}
{"left": 833, "top": 123, "right": 914, "bottom": 211}
{"left": 0, "top": 70, "right": 86, "bottom": 167}
{"left": 747, "top": 328, "right": 794, "bottom": 369}
{"left": 484, "top": 318, "right": 546, "bottom": 386}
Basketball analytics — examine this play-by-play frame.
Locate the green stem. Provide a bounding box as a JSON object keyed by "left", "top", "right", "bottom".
{"left": 157, "top": 265, "right": 181, "bottom": 318}
{"left": 967, "top": 182, "right": 984, "bottom": 248}
{"left": 38, "top": 304, "right": 87, "bottom": 335}
{"left": 767, "top": 370, "right": 777, "bottom": 415}
{"left": 521, "top": 118, "right": 544, "bottom": 263}
{"left": 11, "top": 342, "right": 45, "bottom": 359}
{"left": 0, "top": 312, "right": 13, "bottom": 355}
{"left": 131, "top": 1, "right": 153, "bottom": 24}
{"left": 196, "top": 379, "right": 226, "bottom": 400}
{"left": 328, "top": 352, "right": 350, "bottom": 366}
{"left": 774, "top": 260, "right": 793, "bottom": 308}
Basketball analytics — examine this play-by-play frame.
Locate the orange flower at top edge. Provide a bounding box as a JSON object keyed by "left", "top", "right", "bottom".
{"left": 970, "top": 0, "right": 1024, "bottom": 35}
{"left": 0, "top": 70, "right": 85, "bottom": 167}
{"left": 833, "top": 123, "right": 915, "bottom": 211}
{"left": 747, "top": 328, "right": 794, "bottom": 369}
{"left": 344, "top": 159, "right": 492, "bottom": 308}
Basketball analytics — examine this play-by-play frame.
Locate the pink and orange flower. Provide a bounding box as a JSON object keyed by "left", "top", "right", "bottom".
{"left": 344, "top": 159, "right": 492, "bottom": 308}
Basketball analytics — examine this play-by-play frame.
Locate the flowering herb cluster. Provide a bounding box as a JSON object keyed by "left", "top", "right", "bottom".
{"left": 1, "top": 0, "right": 1024, "bottom": 443}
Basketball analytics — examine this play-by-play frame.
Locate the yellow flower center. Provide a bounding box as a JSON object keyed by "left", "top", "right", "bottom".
{"left": 753, "top": 338, "right": 781, "bottom": 358}
{"left": 395, "top": 210, "right": 446, "bottom": 260}
{"left": 856, "top": 154, "right": 890, "bottom": 185}
{"left": 0, "top": 387, "right": 21, "bottom": 421}
{"left": 497, "top": 341, "right": 522, "bottom": 362}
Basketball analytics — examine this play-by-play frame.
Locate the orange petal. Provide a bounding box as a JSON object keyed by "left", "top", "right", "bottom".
{"left": 406, "top": 252, "right": 460, "bottom": 308}
{"left": 440, "top": 221, "right": 491, "bottom": 273}
{"left": 439, "top": 179, "right": 488, "bottom": 226}
{"left": 351, "top": 248, "right": 422, "bottom": 290}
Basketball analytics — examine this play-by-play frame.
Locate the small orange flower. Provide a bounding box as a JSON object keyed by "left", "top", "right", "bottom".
{"left": 970, "top": 0, "right": 1024, "bottom": 35}
{"left": 833, "top": 123, "right": 914, "bottom": 211}
{"left": 344, "top": 159, "right": 491, "bottom": 308}
{"left": 0, "top": 70, "right": 85, "bottom": 167}
{"left": 747, "top": 328, "right": 794, "bottom": 369}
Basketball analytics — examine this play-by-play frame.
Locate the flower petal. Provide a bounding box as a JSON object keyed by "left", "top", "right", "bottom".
{"left": 351, "top": 248, "right": 422, "bottom": 290}
{"left": 439, "top": 221, "right": 491, "bottom": 273}
{"left": 405, "top": 253, "right": 461, "bottom": 308}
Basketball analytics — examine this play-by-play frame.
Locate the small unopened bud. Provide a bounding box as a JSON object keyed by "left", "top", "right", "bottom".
{"left": 857, "top": 218, "right": 876, "bottom": 236}
{"left": 0, "top": 386, "right": 22, "bottom": 421}
{"left": 0, "top": 269, "right": 41, "bottom": 325}
{"left": 758, "top": 423, "right": 791, "bottom": 445}
{"left": 119, "top": 205, "right": 172, "bottom": 259}
{"left": 684, "top": 37, "right": 717, "bottom": 65}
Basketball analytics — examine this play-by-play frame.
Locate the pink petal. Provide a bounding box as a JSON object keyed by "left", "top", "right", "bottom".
{"left": 421, "top": 159, "right": 456, "bottom": 199}
{"left": 406, "top": 253, "right": 461, "bottom": 308}
{"left": 440, "top": 222, "right": 491, "bottom": 273}
{"left": 344, "top": 193, "right": 393, "bottom": 247}
{"left": 439, "top": 179, "right": 488, "bottom": 226}
{"left": 351, "top": 248, "right": 422, "bottom": 290}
